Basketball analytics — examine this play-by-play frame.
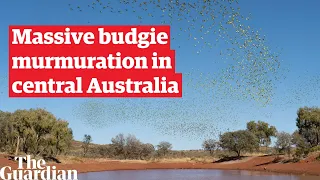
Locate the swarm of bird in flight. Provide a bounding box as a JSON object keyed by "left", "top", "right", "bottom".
{"left": 68, "top": 0, "right": 286, "bottom": 106}
{"left": 0, "top": 1, "right": 318, "bottom": 142}
{"left": 65, "top": 0, "right": 291, "bottom": 138}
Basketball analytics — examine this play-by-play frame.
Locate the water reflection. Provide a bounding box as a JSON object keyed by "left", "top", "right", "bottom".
{"left": 78, "top": 170, "right": 318, "bottom": 180}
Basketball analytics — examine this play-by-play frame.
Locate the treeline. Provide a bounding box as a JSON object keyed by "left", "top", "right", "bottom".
{"left": 0, "top": 108, "right": 174, "bottom": 160}
{"left": 202, "top": 121, "right": 277, "bottom": 157}
{"left": 202, "top": 107, "right": 320, "bottom": 161}
{"left": 78, "top": 134, "right": 173, "bottom": 160}
{"left": 0, "top": 107, "right": 319, "bottom": 162}
{"left": 0, "top": 109, "right": 73, "bottom": 157}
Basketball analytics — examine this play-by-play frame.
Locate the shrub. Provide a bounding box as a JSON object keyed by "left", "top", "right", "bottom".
{"left": 310, "top": 146, "right": 320, "bottom": 153}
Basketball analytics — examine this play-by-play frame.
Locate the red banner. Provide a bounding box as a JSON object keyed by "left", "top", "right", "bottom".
{"left": 8, "top": 26, "right": 182, "bottom": 97}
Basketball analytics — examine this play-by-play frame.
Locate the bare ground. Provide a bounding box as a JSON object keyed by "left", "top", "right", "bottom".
{"left": 1, "top": 154, "right": 319, "bottom": 176}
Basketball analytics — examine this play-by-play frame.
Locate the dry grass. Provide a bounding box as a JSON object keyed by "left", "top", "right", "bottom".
{"left": 117, "top": 160, "right": 149, "bottom": 164}
{"left": 219, "top": 156, "right": 254, "bottom": 164}
{"left": 148, "top": 157, "right": 215, "bottom": 164}
{"left": 56, "top": 155, "right": 112, "bottom": 164}
{"left": 243, "top": 152, "right": 268, "bottom": 157}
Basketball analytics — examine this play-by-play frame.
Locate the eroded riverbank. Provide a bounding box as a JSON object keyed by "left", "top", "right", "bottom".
{"left": 1, "top": 155, "right": 319, "bottom": 177}
{"left": 56, "top": 155, "right": 320, "bottom": 176}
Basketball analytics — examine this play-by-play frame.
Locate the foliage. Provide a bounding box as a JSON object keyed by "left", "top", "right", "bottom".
{"left": 219, "top": 130, "right": 259, "bottom": 157}
{"left": 247, "top": 121, "right": 277, "bottom": 148}
{"left": 0, "top": 109, "right": 73, "bottom": 157}
{"left": 296, "top": 107, "right": 320, "bottom": 147}
{"left": 2, "top": 106, "right": 319, "bottom": 162}
{"left": 0, "top": 111, "right": 15, "bottom": 153}
{"left": 156, "top": 141, "right": 173, "bottom": 157}
{"left": 291, "top": 131, "right": 311, "bottom": 159}
{"left": 111, "top": 133, "right": 126, "bottom": 157}
{"left": 275, "top": 132, "right": 292, "bottom": 156}
{"left": 140, "top": 143, "right": 155, "bottom": 160}
{"left": 202, "top": 139, "right": 219, "bottom": 155}
{"left": 82, "top": 134, "right": 92, "bottom": 157}
{"left": 111, "top": 134, "right": 155, "bottom": 159}
{"left": 310, "top": 146, "right": 320, "bottom": 153}
{"left": 124, "top": 134, "right": 143, "bottom": 159}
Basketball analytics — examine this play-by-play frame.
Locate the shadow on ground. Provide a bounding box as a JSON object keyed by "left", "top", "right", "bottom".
{"left": 213, "top": 156, "right": 248, "bottom": 163}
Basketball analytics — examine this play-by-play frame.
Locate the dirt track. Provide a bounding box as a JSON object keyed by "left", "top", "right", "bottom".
{"left": 1, "top": 155, "right": 319, "bottom": 176}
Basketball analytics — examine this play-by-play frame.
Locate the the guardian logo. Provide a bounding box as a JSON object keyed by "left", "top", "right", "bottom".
{"left": 0, "top": 155, "right": 77, "bottom": 180}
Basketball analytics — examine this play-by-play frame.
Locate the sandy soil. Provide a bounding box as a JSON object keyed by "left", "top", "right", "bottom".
{"left": 1, "top": 155, "right": 319, "bottom": 176}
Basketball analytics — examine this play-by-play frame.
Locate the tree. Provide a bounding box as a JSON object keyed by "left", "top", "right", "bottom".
{"left": 96, "top": 145, "right": 115, "bottom": 158}
{"left": 220, "top": 130, "right": 259, "bottom": 157}
{"left": 51, "top": 120, "right": 73, "bottom": 156}
{"left": 140, "top": 143, "right": 155, "bottom": 160}
{"left": 296, "top": 107, "right": 320, "bottom": 147}
{"left": 291, "top": 130, "right": 311, "bottom": 158}
{"left": 156, "top": 141, "right": 172, "bottom": 157}
{"left": 0, "top": 109, "right": 73, "bottom": 157}
{"left": 0, "top": 111, "right": 15, "bottom": 153}
{"left": 11, "top": 109, "right": 59, "bottom": 156}
{"left": 202, "top": 139, "right": 218, "bottom": 155}
{"left": 110, "top": 134, "right": 155, "bottom": 160}
{"left": 124, "top": 134, "right": 143, "bottom": 159}
{"left": 10, "top": 109, "right": 31, "bottom": 155}
{"left": 247, "top": 121, "right": 277, "bottom": 149}
{"left": 275, "top": 132, "right": 292, "bottom": 156}
{"left": 111, "top": 133, "right": 126, "bottom": 158}
{"left": 82, "top": 134, "right": 92, "bottom": 157}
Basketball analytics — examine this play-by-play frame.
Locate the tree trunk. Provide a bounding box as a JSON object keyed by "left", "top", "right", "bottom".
{"left": 237, "top": 151, "right": 241, "bottom": 157}
{"left": 15, "top": 136, "right": 20, "bottom": 155}
{"left": 83, "top": 148, "right": 87, "bottom": 157}
{"left": 265, "top": 145, "right": 268, "bottom": 153}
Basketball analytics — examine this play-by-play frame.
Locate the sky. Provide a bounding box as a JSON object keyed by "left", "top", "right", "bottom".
{"left": 0, "top": 0, "right": 319, "bottom": 150}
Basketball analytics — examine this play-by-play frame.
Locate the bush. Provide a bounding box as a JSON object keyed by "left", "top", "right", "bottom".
{"left": 310, "top": 146, "right": 320, "bottom": 153}
{"left": 0, "top": 109, "right": 73, "bottom": 157}
{"left": 272, "top": 156, "right": 283, "bottom": 163}
{"left": 220, "top": 130, "right": 259, "bottom": 157}
{"left": 294, "top": 147, "right": 310, "bottom": 159}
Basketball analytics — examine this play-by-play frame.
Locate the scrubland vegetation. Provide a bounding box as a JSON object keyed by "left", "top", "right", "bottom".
{"left": 0, "top": 107, "right": 319, "bottom": 164}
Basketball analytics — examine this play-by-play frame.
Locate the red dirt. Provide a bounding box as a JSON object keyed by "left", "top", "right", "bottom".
{"left": 1, "top": 155, "right": 319, "bottom": 176}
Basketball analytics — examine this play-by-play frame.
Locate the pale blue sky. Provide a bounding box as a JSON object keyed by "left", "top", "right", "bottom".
{"left": 0, "top": 0, "right": 319, "bottom": 150}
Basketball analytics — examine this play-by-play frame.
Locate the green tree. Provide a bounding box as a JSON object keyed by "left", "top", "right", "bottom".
{"left": 0, "top": 109, "right": 73, "bottom": 157}
{"left": 0, "top": 111, "right": 15, "bottom": 153}
{"left": 247, "top": 121, "right": 277, "bottom": 149}
{"left": 10, "top": 109, "right": 28, "bottom": 155}
{"left": 220, "top": 130, "right": 259, "bottom": 157}
{"left": 296, "top": 107, "right": 320, "bottom": 147}
{"left": 291, "top": 130, "right": 311, "bottom": 158}
{"left": 82, "top": 134, "right": 92, "bottom": 157}
{"left": 11, "top": 109, "right": 57, "bottom": 156}
{"left": 51, "top": 120, "right": 73, "bottom": 156}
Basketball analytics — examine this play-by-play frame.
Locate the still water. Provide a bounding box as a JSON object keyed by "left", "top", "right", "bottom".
{"left": 78, "top": 170, "right": 319, "bottom": 180}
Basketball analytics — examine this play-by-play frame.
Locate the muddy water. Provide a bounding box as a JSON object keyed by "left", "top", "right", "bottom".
{"left": 78, "top": 170, "right": 318, "bottom": 180}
